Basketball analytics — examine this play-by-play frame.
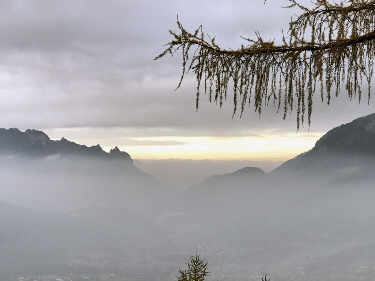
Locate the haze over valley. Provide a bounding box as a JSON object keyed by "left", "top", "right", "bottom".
{"left": 2, "top": 114, "right": 375, "bottom": 281}
{"left": 2, "top": 1, "right": 375, "bottom": 280}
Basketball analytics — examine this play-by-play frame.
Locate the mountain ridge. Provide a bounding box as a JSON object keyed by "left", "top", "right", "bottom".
{"left": 0, "top": 128, "right": 174, "bottom": 212}
{"left": 0, "top": 128, "right": 132, "bottom": 162}
{"left": 2, "top": 115, "right": 375, "bottom": 279}
{"left": 272, "top": 113, "right": 375, "bottom": 176}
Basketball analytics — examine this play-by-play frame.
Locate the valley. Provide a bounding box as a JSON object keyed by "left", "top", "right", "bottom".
{"left": 2, "top": 114, "right": 375, "bottom": 281}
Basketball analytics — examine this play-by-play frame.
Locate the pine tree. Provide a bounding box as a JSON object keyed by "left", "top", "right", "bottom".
{"left": 177, "top": 254, "right": 209, "bottom": 281}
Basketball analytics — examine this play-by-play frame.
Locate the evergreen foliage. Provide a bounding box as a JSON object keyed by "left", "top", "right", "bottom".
{"left": 177, "top": 255, "right": 270, "bottom": 281}
{"left": 177, "top": 254, "right": 209, "bottom": 281}
{"left": 156, "top": 0, "right": 375, "bottom": 129}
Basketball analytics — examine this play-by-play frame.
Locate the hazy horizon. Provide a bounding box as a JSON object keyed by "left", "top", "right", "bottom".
{"left": 1, "top": 0, "right": 374, "bottom": 162}
{"left": 1, "top": 1, "right": 375, "bottom": 280}
{"left": 133, "top": 158, "right": 284, "bottom": 189}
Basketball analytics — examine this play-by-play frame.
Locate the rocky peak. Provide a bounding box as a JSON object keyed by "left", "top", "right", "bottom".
{"left": 0, "top": 128, "right": 132, "bottom": 162}
{"left": 109, "top": 146, "right": 131, "bottom": 160}
{"left": 25, "top": 129, "right": 50, "bottom": 146}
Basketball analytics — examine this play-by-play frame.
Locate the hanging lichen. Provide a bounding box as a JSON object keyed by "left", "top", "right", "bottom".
{"left": 155, "top": 0, "right": 375, "bottom": 129}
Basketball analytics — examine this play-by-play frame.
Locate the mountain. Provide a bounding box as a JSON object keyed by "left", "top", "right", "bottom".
{"left": 154, "top": 114, "right": 375, "bottom": 270}
{"left": 0, "top": 128, "right": 173, "bottom": 212}
{"left": 0, "top": 128, "right": 131, "bottom": 161}
{"left": 272, "top": 113, "right": 375, "bottom": 184}
{"left": 202, "top": 166, "right": 266, "bottom": 185}
{"left": 3, "top": 116, "right": 375, "bottom": 280}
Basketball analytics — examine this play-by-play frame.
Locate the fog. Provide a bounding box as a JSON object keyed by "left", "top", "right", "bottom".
{"left": 133, "top": 159, "right": 283, "bottom": 189}
{"left": 0, "top": 155, "right": 173, "bottom": 212}
{"left": 1, "top": 145, "right": 375, "bottom": 281}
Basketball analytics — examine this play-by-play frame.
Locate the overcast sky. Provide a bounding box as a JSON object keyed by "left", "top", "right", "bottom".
{"left": 1, "top": 0, "right": 374, "bottom": 162}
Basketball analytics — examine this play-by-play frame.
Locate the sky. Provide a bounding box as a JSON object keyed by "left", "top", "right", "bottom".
{"left": 1, "top": 0, "right": 374, "bottom": 165}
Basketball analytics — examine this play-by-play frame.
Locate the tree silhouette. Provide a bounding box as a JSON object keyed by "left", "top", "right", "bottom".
{"left": 177, "top": 254, "right": 209, "bottom": 281}
{"left": 177, "top": 255, "right": 270, "bottom": 281}
{"left": 156, "top": 0, "right": 375, "bottom": 129}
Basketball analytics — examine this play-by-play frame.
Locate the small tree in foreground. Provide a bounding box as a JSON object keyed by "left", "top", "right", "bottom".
{"left": 177, "top": 254, "right": 270, "bottom": 281}
{"left": 177, "top": 254, "right": 209, "bottom": 281}
{"left": 156, "top": 0, "right": 375, "bottom": 129}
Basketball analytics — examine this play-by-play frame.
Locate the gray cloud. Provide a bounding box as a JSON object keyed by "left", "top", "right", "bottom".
{"left": 0, "top": 0, "right": 374, "bottom": 142}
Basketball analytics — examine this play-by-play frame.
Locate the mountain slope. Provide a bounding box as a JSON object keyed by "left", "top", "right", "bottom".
{"left": 155, "top": 114, "right": 375, "bottom": 260}
{"left": 0, "top": 128, "right": 173, "bottom": 212}
{"left": 0, "top": 128, "right": 131, "bottom": 161}
{"left": 272, "top": 113, "right": 375, "bottom": 182}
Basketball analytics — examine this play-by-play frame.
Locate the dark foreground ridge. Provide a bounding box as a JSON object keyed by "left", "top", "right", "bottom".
{"left": 0, "top": 128, "right": 132, "bottom": 162}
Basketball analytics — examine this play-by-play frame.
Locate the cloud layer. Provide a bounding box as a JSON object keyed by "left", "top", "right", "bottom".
{"left": 1, "top": 0, "right": 374, "bottom": 160}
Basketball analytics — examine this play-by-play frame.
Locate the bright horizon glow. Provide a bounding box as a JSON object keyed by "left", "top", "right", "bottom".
{"left": 46, "top": 128, "right": 324, "bottom": 162}
{"left": 103, "top": 134, "right": 323, "bottom": 161}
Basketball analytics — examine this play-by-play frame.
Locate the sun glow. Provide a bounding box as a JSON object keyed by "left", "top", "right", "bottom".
{"left": 110, "top": 134, "right": 322, "bottom": 161}
{"left": 47, "top": 128, "right": 323, "bottom": 162}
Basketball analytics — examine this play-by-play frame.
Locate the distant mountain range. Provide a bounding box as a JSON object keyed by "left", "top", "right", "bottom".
{"left": 0, "top": 128, "right": 173, "bottom": 212}
{"left": 4, "top": 112, "right": 375, "bottom": 179}
{"left": 2, "top": 112, "right": 375, "bottom": 201}
{"left": 2, "top": 115, "right": 375, "bottom": 280}
{"left": 193, "top": 113, "right": 375, "bottom": 184}
{"left": 0, "top": 128, "right": 131, "bottom": 161}
{"left": 156, "top": 113, "right": 375, "bottom": 253}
